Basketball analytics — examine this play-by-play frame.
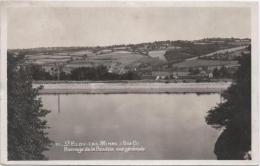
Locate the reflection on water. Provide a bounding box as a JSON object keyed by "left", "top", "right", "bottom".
{"left": 41, "top": 94, "right": 221, "bottom": 160}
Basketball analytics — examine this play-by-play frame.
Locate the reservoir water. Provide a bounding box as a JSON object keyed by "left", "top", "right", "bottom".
{"left": 41, "top": 94, "right": 221, "bottom": 160}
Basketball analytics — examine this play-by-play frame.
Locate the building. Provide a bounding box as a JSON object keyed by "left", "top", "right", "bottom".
{"left": 152, "top": 71, "right": 171, "bottom": 79}
{"left": 172, "top": 71, "right": 189, "bottom": 77}
{"left": 172, "top": 59, "right": 239, "bottom": 72}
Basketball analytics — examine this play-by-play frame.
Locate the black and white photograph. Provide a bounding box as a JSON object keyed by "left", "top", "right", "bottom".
{"left": 0, "top": 1, "right": 259, "bottom": 165}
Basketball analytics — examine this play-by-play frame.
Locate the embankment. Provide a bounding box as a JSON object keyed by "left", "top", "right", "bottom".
{"left": 33, "top": 81, "right": 232, "bottom": 94}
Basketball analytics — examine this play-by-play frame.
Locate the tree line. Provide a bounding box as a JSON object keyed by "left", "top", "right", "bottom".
{"left": 30, "top": 65, "right": 141, "bottom": 81}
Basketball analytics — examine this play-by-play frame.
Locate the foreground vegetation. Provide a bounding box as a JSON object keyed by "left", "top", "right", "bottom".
{"left": 8, "top": 53, "right": 52, "bottom": 160}
{"left": 205, "top": 45, "right": 251, "bottom": 159}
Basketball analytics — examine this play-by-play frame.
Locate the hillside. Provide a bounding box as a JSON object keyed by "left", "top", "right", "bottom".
{"left": 8, "top": 37, "right": 251, "bottom": 81}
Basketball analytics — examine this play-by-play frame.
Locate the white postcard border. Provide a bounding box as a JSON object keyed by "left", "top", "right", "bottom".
{"left": 0, "top": 1, "right": 259, "bottom": 165}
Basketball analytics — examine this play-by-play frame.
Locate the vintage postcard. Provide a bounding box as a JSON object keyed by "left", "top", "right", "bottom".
{"left": 0, "top": 1, "right": 259, "bottom": 165}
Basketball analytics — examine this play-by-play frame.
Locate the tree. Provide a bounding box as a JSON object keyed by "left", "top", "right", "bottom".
{"left": 213, "top": 68, "right": 220, "bottom": 78}
{"left": 219, "top": 66, "right": 229, "bottom": 78}
{"left": 29, "top": 64, "right": 54, "bottom": 80}
{"left": 189, "top": 68, "right": 200, "bottom": 75}
{"left": 213, "top": 66, "right": 231, "bottom": 79}
{"left": 69, "top": 66, "right": 141, "bottom": 81}
{"left": 205, "top": 45, "right": 251, "bottom": 159}
{"left": 120, "top": 71, "right": 141, "bottom": 80}
{"left": 59, "top": 71, "right": 70, "bottom": 80}
{"left": 8, "top": 53, "right": 53, "bottom": 160}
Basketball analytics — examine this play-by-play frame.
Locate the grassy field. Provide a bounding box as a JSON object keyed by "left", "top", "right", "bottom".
{"left": 21, "top": 39, "right": 249, "bottom": 75}
{"left": 173, "top": 59, "right": 239, "bottom": 68}
{"left": 186, "top": 46, "right": 247, "bottom": 60}
{"left": 148, "top": 50, "right": 167, "bottom": 61}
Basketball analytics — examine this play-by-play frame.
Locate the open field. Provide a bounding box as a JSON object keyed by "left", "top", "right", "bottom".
{"left": 92, "top": 51, "right": 145, "bottom": 65}
{"left": 173, "top": 59, "right": 239, "bottom": 68}
{"left": 33, "top": 82, "right": 231, "bottom": 94}
{"left": 186, "top": 46, "right": 248, "bottom": 61}
{"left": 148, "top": 50, "right": 167, "bottom": 61}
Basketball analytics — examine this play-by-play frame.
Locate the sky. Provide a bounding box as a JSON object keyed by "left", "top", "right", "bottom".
{"left": 7, "top": 7, "right": 251, "bottom": 49}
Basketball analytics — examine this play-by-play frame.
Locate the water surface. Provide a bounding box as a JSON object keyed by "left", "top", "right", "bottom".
{"left": 41, "top": 94, "right": 221, "bottom": 160}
